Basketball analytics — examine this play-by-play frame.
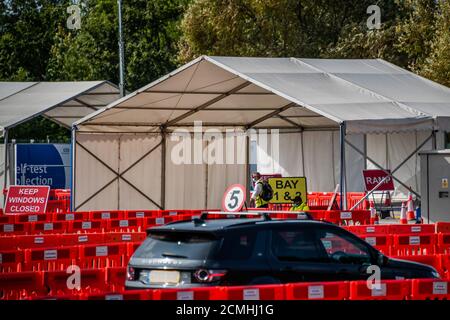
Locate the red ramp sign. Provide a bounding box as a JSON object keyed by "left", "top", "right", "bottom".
{"left": 363, "top": 170, "right": 395, "bottom": 191}
{"left": 4, "top": 185, "right": 50, "bottom": 214}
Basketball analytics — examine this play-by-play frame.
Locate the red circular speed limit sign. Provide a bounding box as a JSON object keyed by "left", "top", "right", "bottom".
{"left": 221, "top": 184, "right": 246, "bottom": 212}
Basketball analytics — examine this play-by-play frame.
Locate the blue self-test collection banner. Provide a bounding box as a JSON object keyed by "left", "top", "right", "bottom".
{"left": 15, "top": 144, "right": 71, "bottom": 189}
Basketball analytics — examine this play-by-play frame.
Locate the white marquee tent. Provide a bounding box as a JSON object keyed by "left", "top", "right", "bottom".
{"left": 72, "top": 56, "right": 450, "bottom": 211}
{"left": 0, "top": 81, "right": 120, "bottom": 205}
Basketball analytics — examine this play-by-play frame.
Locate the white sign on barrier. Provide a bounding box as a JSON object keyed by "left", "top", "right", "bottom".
{"left": 409, "top": 236, "right": 420, "bottom": 245}
{"left": 101, "top": 212, "right": 111, "bottom": 219}
{"left": 82, "top": 221, "right": 92, "bottom": 229}
{"left": 78, "top": 235, "right": 88, "bottom": 243}
{"left": 308, "top": 285, "right": 324, "bottom": 299}
{"left": 371, "top": 283, "right": 387, "bottom": 297}
{"left": 65, "top": 214, "right": 75, "bottom": 221}
{"left": 44, "top": 223, "right": 53, "bottom": 231}
{"left": 3, "top": 224, "right": 14, "bottom": 232}
{"left": 433, "top": 282, "right": 448, "bottom": 295}
{"left": 243, "top": 288, "right": 260, "bottom": 300}
{"left": 44, "top": 249, "right": 58, "bottom": 260}
{"left": 28, "top": 215, "right": 38, "bottom": 222}
{"left": 96, "top": 246, "right": 108, "bottom": 257}
{"left": 119, "top": 220, "right": 129, "bottom": 227}
{"left": 340, "top": 212, "right": 352, "bottom": 219}
{"left": 122, "top": 234, "right": 132, "bottom": 241}
{"left": 411, "top": 226, "right": 421, "bottom": 233}
{"left": 136, "top": 212, "right": 145, "bottom": 218}
{"left": 34, "top": 237, "right": 44, "bottom": 244}
{"left": 105, "top": 294, "right": 123, "bottom": 300}
{"left": 155, "top": 218, "right": 165, "bottom": 225}
{"left": 366, "top": 226, "right": 375, "bottom": 233}
{"left": 365, "top": 237, "right": 377, "bottom": 246}
{"left": 177, "top": 291, "right": 194, "bottom": 300}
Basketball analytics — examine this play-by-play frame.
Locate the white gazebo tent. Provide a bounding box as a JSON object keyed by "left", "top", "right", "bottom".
{"left": 72, "top": 56, "right": 450, "bottom": 211}
{"left": 0, "top": 81, "right": 120, "bottom": 205}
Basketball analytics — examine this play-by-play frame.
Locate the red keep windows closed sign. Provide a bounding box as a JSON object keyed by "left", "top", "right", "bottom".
{"left": 363, "top": 170, "right": 395, "bottom": 191}
{"left": 4, "top": 185, "right": 50, "bottom": 214}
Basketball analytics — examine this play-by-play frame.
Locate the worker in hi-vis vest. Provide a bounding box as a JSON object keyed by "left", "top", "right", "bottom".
{"left": 290, "top": 195, "right": 310, "bottom": 211}
{"left": 250, "top": 172, "right": 269, "bottom": 208}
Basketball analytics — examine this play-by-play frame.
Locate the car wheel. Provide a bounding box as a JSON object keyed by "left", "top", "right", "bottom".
{"left": 249, "top": 276, "right": 281, "bottom": 285}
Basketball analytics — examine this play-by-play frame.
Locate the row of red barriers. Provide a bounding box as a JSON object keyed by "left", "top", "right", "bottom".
{"left": 0, "top": 209, "right": 202, "bottom": 224}
{"left": 0, "top": 242, "right": 140, "bottom": 272}
{"left": 2, "top": 270, "right": 449, "bottom": 300}
{"left": 345, "top": 223, "right": 440, "bottom": 236}
{"left": 0, "top": 216, "right": 184, "bottom": 236}
{"left": 0, "top": 232, "right": 146, "bottom": 250}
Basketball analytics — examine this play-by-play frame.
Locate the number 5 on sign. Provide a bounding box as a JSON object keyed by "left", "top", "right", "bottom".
{"left": 222, "top": 184, "right": 246, "bottom": 212}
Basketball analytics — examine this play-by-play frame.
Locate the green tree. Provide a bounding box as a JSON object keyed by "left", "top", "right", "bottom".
{"left": 420, "top": 0, "right": 450, "bottom": 87}
{"left": 47, "top": 0, "right": 190, "bottom": 90}
{"left": 178, "top": 0, "right": 403, "bottom": 62}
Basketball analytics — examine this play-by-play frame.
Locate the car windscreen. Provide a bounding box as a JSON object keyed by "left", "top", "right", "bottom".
{"left": 133, "top": 231, "right": 220, "bottom": 260}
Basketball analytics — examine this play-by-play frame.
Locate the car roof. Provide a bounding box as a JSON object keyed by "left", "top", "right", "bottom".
{"left": 148, "top": 217, "right": 331, "bottom": 234}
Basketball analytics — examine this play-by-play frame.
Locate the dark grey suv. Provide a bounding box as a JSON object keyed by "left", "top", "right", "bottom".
{"left": 125, "top": 214, "right": 440, "bottom": 289}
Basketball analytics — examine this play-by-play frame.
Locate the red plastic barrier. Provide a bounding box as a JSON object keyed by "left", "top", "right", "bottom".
{"left": 439, "top": 255, "right": 450, "bottom": 279}
{"left": 436, "top": 222, "right": 450, "bottom": 234}
{"left": 437, "top": 233, "right": 450, "bottom": 254}
{"left": 349, "top": 280, "right": 411, "bottom": 300}
{"left": 154, "top": 287, "right": 224, "bottom": 300}
{"left": 90, "top": 210, "right": 125, "bottom": 220}
{"left": 68, "top": 220, "right": 105, "bottom": 233}
{"left": 344, "top": 224, "right": 390, "bottom": 236}
{"left": 218, "top": 284, "right": 285, "bottom": 300}
{"left": 0, "top": 271, "right": 45, "bottom": 300}
{"left": 125, "top": 210, "right": 158, "bottom": 219}
{"left": 85, "top": 290, "right": 153, "bottom": 300}
{"left": 1, "top": 223, "right": 28, "bottom": 235}
{"left": 285, "top": 281, "right": 349, "bottom": 300}
{"left": 106, "top": 267, "right": 126, "bottom": 291}
{"left": 44, "top": 269, "right": 106, "bottom": 295}
{"left": 389, "top": 224, "right": 436, "bottom": 235}
{"left": 24, "top": 246, "right": 78, "bottom": 271}
{"left": 0, "top": 250, "right": 24, "bottom": 272}
{"left": 30, "top": 221, "right": 67, "bottom": 234}
{"left": 391, "top": 234, "right": 436, "bottom": 256}
{"left": 358, "top": 234, "right": 391, "bottom": 255}
{"left": 411, "top": 279, "right": 450, "bottom": 300}
{"left": 78, "top": 243, "right": 127, "bottom": 269}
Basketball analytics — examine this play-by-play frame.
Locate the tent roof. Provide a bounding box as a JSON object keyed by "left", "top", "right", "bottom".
{"left": 74, "top": 57, "right": 450, "bottom": 134}
{"left": 0, "top": 81, "right": 120, "bottom": 134}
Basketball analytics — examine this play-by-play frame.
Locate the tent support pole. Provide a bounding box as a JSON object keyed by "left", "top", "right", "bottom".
{"left": 70, "top": 127, "right": 76, "bottom": 212}
{"left": 3, "top": 129, "right": 8, "bottom": 205}
{"left": 339, "top": 122, "right": 347, "bottom": 210}
{"left": 161, "top": 130, "right": 166, "bottom": 210}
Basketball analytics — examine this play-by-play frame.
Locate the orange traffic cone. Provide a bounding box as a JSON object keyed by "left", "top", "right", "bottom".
{"left": 370, "top": 201, "right": 379, "bottom": 225}
{"left": 407, "top": 193, "right": 415, "bottom": 221}
{"left": 400, "top": 202, "right": 407, "bottom": 224}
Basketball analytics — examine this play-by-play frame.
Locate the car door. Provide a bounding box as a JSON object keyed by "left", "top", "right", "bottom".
{"left": 314, "top": 227, "right": 376, "bottom": 281}
{"left": 267, "top": 225, "right": 334, "bottom": 282}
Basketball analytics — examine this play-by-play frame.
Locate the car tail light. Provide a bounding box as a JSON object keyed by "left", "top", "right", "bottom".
{"left": 127, "top": 266, "right": 135, "bottom": 280}
{"left": 194, "top": 269, "right": 227, "bottom": 283}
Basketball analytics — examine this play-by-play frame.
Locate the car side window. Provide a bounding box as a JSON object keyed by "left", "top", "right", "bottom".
{"left": 318, "top": 230, "right": 371, "bottom": 264}
{"left": 216, "top": 230, "right": 257, "bottom": 260}
{"left": 270, "top": 228, "right": 326, "bottom": 262}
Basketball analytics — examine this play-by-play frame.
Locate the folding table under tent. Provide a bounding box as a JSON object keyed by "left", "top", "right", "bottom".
{"left": 72, "top": 56, "right": 450, "bottom": 211}
{"left": 0, "top": 81, "right": 121, "bottom": 205}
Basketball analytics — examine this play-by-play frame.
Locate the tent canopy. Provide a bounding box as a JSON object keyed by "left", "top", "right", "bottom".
{"left": 0, "top": 81, "right": 120, "bottom": 135}
{"left": 75, "top": 56, "right": 450, "bottom": 134}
